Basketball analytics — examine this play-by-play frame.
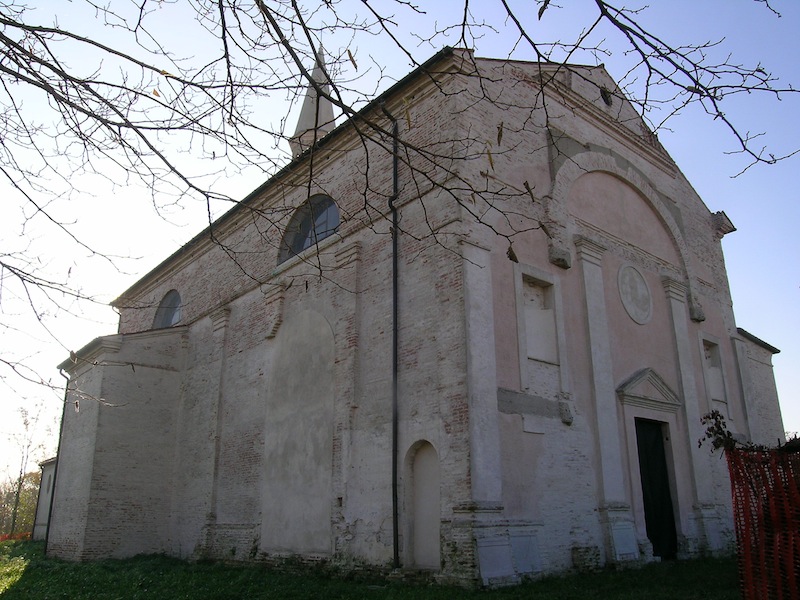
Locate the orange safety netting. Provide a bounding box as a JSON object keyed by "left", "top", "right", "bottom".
{"left": 727, "top": 447, "right": 800, "bottom": 600}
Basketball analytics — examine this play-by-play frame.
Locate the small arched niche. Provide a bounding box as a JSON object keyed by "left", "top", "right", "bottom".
{"left": 404, "top": 440, "right": 441, "bottom": 569}
{"left": 152, "top": 289, "right": 182, "bottom": 329}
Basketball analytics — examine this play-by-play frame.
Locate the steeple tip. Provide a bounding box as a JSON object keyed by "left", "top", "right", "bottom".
{"left": 290, "top": 48, "right": 336, "bottom": 157}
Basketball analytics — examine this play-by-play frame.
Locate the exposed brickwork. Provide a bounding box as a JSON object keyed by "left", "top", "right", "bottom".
{"left": 48, "top": 51, "right": 783, "bottom": 586}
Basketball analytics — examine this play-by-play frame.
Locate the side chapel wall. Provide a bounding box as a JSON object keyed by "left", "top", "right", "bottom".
{"left": 49, "top": 329, "right": 184, "bottom": 560}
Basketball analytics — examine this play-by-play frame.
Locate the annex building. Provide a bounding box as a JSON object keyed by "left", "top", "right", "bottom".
{"left": 46, "top": 48, "right": 784, "bottom": 585}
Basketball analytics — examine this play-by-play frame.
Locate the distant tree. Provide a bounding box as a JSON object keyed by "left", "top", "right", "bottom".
{"left": 0, "top": 470, "right": 41, "bottom": 537}
{"left": 1, "top": 406, "right": 48, "bottom": 536}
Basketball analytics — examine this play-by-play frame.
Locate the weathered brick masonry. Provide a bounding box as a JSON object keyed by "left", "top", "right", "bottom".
{"left": 47, "top": 49, "right": 784, "bottom": 586}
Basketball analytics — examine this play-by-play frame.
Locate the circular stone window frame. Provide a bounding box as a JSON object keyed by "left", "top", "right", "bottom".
{"left": 617, "top": 263, "right": 653, "bottom": 325}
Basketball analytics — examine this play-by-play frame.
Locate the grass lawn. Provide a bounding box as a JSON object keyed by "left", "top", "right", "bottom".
{"left": 0, "top": 540, "right": 740, "bottom": 599}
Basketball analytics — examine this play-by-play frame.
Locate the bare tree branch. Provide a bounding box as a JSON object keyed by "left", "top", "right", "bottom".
{"left": 0, "top": 0, "right": 796, "bottom": 396}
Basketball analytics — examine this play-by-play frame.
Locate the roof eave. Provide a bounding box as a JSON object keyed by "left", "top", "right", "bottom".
{"left": 737, "top": 327, "right": 780, "bottom": 354}
{"left": 112, "top": 46, "right": 459, "bottom": 307}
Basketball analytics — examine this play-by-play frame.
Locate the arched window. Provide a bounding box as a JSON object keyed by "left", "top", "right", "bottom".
{"left": 277, "top": 195, "right": 339, "bottom": 265}
{"left": 153, "top": 289, "right": 182, "bottom": 329}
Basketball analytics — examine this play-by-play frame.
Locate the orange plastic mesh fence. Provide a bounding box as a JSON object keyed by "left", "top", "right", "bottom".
{"left": 727, "top": 448, "right": 800, "bottom": 600}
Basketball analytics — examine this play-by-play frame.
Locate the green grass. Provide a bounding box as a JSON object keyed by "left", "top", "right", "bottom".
{"left": 0, "top": 540, "right": 740, "bottom": 599}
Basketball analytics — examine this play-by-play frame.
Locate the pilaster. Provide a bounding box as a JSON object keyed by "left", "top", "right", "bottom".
{"left": 460, "top": 239, "right": 518, "bottom": 583}
{"left": 661, "top": 277, "right": 720, "bottom": 550}
{"left": 461, "top": 239, "right": 503, "bottom": 504}
{"left": 331, "top": 242, "right": 361, "bottom": 556}
{"left": 205, "top": 307, "right": 231, "bottom": 549}
{"left": 574, "top": 236, "right": 637, "bottom": 563}
{"left": 731, "top": 337, "right": 755, "bottom": 441}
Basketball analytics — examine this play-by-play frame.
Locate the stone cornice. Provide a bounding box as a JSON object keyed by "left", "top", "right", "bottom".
{"left": 210, "top": 307, "right": 231, "bottom": 333}
{"left": 58, "top": 327, "right": 187, "bottom": 375}
{"left": 58, "top": 336, "right": 123, "bottom": 374}
{"left": 334, "top": 241, "right": 361, "bottom": 268}
{"left": 661, "top": 276, "right": 687, "bottom": 302}
{"left": 574, "top": 235, "right": 606, "bottom": 266}
{"left": 264, "top": 282, "right": 286, "bottom": 339}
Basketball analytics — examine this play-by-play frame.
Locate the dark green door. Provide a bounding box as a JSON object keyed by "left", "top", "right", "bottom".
{"left": 635, "top": 418, "right": 678, "bottom": 559}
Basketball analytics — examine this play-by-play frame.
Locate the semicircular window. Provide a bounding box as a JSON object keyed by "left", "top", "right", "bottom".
{"left": 277, "top": 195, "right": 340, "bottom": 265}
{"left": 153, "top": 289, "right": 182, "bottom": 329}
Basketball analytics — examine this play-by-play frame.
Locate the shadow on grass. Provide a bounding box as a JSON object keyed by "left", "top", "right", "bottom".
{"left": 0, "top": 541, "right": 740, "bottom": 600}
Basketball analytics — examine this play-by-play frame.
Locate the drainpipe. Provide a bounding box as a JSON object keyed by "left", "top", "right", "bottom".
{"left": 381, "top": 103, "right": 400, "bottom": 569}
{"left": 44, "top": 369, "right": 70, "bottom": 554}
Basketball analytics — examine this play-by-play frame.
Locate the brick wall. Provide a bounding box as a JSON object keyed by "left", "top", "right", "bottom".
{"left": 50, "top": 51, "right": 783, "bottom": 582}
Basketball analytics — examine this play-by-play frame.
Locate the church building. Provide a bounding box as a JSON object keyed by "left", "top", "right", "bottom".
{"left": 46, "top": 48, "right": 784, "bottom": 585}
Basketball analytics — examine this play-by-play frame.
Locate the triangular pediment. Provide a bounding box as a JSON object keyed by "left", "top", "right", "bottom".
{"left": 616, "top": 368, "right": 681, "bottom": 412}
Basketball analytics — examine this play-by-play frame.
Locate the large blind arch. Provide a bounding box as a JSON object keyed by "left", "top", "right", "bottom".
{"left": 277, "top": 195, "right": 340, "bottom": 265}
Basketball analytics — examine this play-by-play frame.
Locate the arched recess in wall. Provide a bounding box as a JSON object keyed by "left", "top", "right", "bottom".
{"left": 404, "top": 440, "right": 441, "bottom": 569}
{"left": 261, "top": 308, "right": 335, "bottom": 554}
{"left": 567, "top": 171, "right": 682, "bottom": 268}
{"left": 548, "top": 151, "right": 704, "bottom": 320}
{"left": 152, "top": 289, "right": 182, "bottom": 329}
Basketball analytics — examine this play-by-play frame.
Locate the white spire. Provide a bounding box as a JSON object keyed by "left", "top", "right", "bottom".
{"left": 290, "top": 49, "right": 336, "bottom": 157}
